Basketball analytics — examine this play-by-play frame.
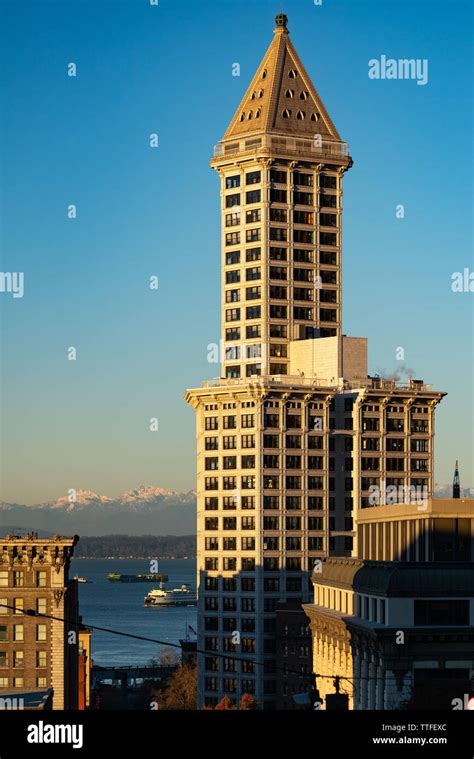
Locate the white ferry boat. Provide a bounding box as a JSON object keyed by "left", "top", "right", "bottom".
{"left": 144, "top": 583, "right": 197, "bottom": 607}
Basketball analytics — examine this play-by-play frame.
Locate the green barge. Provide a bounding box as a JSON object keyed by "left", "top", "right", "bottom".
{"left": 106, "top": 573, "right": 168, "bottom": 583}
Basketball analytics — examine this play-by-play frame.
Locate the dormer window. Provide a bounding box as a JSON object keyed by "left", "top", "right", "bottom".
{"left": 255, "top": 108, "right": 261, "bottom": 118}
{"left": 311, "top": 112, "right": 319, "bottom": 122}
{"left": 282, "top": 109, "right": 291, "bottom": 119}
{"left": 300, "top": 91, "right": 309, "bottom": 100}
{"left": 240, "top": 113, "right": 245, "bottom": 122}
{"left": 251, "top": 92, "right": 256, "bottom": 100}
{"left": 258, "top": 89, "right": 264, "bottom": 98}
{"left": 296, "top": 111, "right": 306, "bottom": 120}
{"left": 285, "top": 89, "right": 294, "bottom": 98}
{"left": 248, "top": 111, "right": 253, "bottom": 120}
{"left": 289, "top": 69, "right": 298, "bottom": 79}
{"left": 262, "top": 69, "right": 267, "bottom": 79}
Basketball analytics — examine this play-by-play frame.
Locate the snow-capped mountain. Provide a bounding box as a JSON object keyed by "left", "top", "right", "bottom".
{"left": 0, "top": 487, "right": 197, "bottom": 536}
{"left": 433, "top": 484, "right": 474, "bottom": 499}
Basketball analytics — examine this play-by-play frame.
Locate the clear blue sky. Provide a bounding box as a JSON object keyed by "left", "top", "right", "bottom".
{"left": 0, "top": 0, "right": 472, "bottom": 503}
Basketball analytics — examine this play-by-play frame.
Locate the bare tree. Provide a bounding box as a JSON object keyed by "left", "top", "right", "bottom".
{"left": 154, "top": 663, "right": 197, "bottom": 710}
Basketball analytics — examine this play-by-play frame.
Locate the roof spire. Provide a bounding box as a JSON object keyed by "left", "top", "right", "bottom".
{"left": 453, "top": 460, "right": 460, "bottom": 499}
{"left": 275, "top": 13, "right": 289, "bottom": 33}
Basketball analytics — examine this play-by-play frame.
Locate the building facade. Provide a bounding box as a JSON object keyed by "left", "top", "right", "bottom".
{"left": 0, "top": 533, "right": 80, "bottom": 709}
{"left": 304, "top": 500, "right": 474, "bottom": 709}
{"left": 185, "top": 14, "right": 444, "bottom": 709}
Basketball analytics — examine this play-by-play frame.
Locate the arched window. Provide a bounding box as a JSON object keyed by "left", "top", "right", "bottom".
{"left": 285, "top": 89, "right": 294, "bottom": 98}
{"left": 240, "top": 113, "right": 245, "bottom": 122}
{"left": 282, "top": 109, "right": 291, "bottom": 119}
{"left": 300, "top": 91, "right": 309, "bottom": 100}
{"left": 288, "top": 69, "right": 298, "bottom": 79}
{"left": 311, "top": 112, "right": 319, "bottom": 122}
{"left": 296, "top": 111, "right": 306, "bottom": 120}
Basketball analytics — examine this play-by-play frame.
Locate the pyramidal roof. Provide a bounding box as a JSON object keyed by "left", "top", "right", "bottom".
{"left": 223, "top": 14, "right": 343, "bottom": 143}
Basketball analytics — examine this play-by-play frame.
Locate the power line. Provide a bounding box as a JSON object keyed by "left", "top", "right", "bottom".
{"left": 0, "top": 601, "right": 382, "bottom": 687}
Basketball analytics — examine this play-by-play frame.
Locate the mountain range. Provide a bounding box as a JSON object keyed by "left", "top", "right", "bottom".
{"left": 0, "top": 484, "right": 471, "bottom": 538}
{"left": 0, "top": 487, "right": 197, "bottom": 536}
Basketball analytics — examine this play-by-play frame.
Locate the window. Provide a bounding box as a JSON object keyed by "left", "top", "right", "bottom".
{"left": 414, "top": 600, "right": 469, "bottom": 626}
{"left": 0, "top": 573, "right": 8, "bottom": 588}
{"left": 246, "top": 229, "right": 261, "bottom": 243}
{"left": 246, "top": 209, "right": 261, "bottom": 224}
{"left": 246, "top": 267, "right": 261, "bottom": 281}
{"left": 13, "top": 572, "right": 23, "bottom": 588}
{"left": 270, "top": 189, "right": 287, "bottom": 203}
{"left": 226, "top": 232, "right": 240, "bottom": 246}
{"left": 226, "top": 251, "right": 240, "bottom": 266}
{"left": 246, "top": 247, "right": 261, "bottom": 262}
{"left": 294, "top": 191, "right": 313, "bottom": 205}
{"left": 270, "top": 169, "right": 287, "bottom": 183}
{"left": 270, "top": 208, "right": 287, "bottom": 222}
{"left": 36, "top": 677, "right": 47, "bottom": 688}
{"left": 13, "top": 625, "right": 24, "bottom": 642}
{"left": 226, "top": 212, "right": 240, "bottom": 227}
{"left": 294, "top": 229, "right": 314, "bottom": 244}
{"left": 288, "top": 69, "right": 298, "bottom": 79}
{"left": 0, "top": 627, "right": 7, "bottom": 642}
{"left": 246, "top": 190, "right": 261, "bottom": 204}
{"left": 320, "top": 174, "right": 337, "bottom": 189}
{"left": 294, "top": 210, "right": 314, "bottom": 224}
{"left": 225, "top": 328, "right": 240, "bottom": 342}
{"left": 225, "top": 270, "right": 240, "bottom": 285}
{"left": 13, "top": 598, "right": 23, "bottom": 615}
{"left": 37, "top": 651, "right": 47, "bottom": 668}
{"left": 246, "top": 305, "right": 261, "bottom": 319}
{"left": 225, "top": 308, "right": 240, "bottom": 323}
{"left": 246, "top": 171, "right": 261, "bottom": 185}
{"left": 226, "top": 175, "right": 240, "bottom": 189}
{"left": 320, "top": 213, "right": 337, "bottom": 227}
{"left": 13, "top": 651, "right": 23, "bottom": 668}
{"left": 246, "top": 286, "right": 261, "bottom": 301}
{"left": 226, "top": 193, "right": 240, "bottom": 208}
{"left": 13, "top": 677, "right": 24, "bottom": 688}
{"left": 270, "top": 228, "right": 287, "bottom": 242}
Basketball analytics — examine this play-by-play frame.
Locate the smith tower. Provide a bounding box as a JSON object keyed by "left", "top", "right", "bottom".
{"left": 212, "top": 13, "right": 352, "bottom": 380}
{"left": 186, "top": 15, "right": 444, "bottom": 710}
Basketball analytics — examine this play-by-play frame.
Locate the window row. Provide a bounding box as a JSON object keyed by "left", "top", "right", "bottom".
{"left": 0, "top": 571, "right": 48, "bottom": 588}
{"left": 0, "top": 650, "right": 47, "bottom": 668}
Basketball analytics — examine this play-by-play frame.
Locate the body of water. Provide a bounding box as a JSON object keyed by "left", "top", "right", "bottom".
{"left": 70, "top": 559, "right": 197, "bottom": 667}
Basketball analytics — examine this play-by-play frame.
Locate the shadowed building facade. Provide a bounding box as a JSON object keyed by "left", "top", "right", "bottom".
{"left": 304, "top": 500, "right": 474, "bottom": 709}
{"left": 185, "top": 15, "right": 444, "bottom": 709}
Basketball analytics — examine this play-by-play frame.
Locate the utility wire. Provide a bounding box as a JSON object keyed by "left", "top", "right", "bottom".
{"left": 0, "top": 601, "right": 379, "bottom": 687}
